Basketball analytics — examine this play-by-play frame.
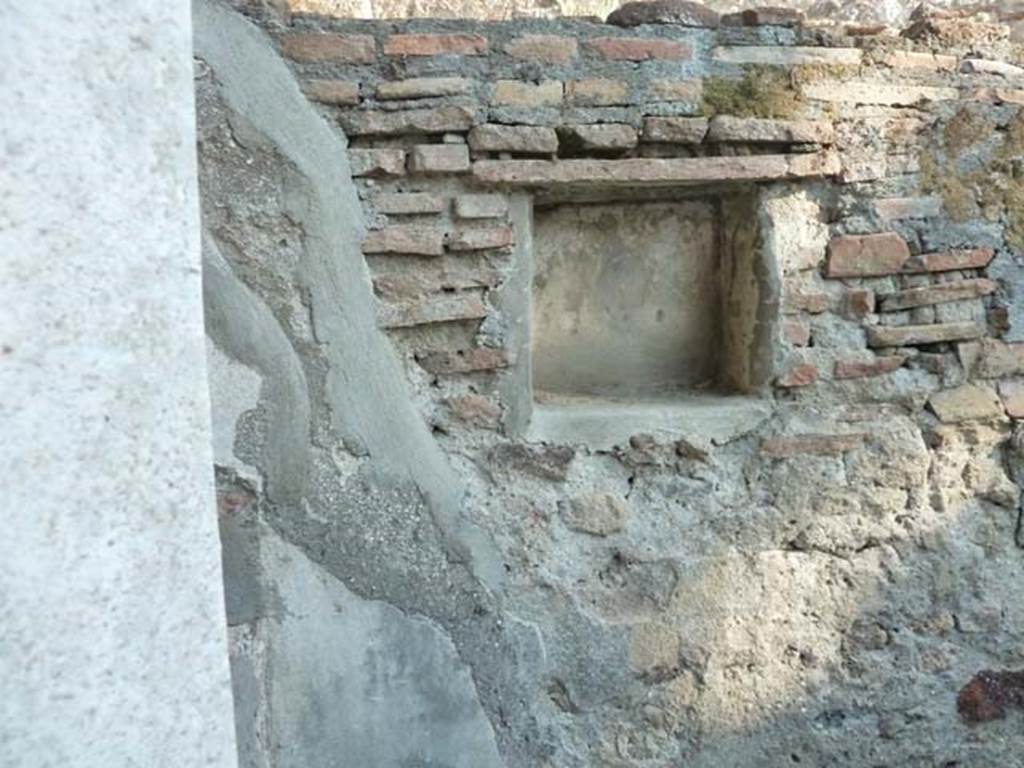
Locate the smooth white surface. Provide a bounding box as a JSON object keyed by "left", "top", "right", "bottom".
{"left": 0, "top": 2, "right": 238, "bottom": 765}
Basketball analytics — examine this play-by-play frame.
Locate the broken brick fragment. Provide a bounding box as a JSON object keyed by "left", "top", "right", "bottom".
{"left": 958, "top": 670, "right": 1024, "bottom": 724}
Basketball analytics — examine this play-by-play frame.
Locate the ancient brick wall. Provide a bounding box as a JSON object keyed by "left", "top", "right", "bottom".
{"left": 201, "top": 4, "right": 1024, "bottom": 766}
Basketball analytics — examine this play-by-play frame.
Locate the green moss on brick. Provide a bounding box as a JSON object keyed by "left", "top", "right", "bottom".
{"left": 701, "top": 66, "right": 802, "bottom": 120}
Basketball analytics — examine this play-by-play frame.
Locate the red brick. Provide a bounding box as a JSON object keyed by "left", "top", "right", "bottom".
{"left": 281, "top": 33, "right": 376, "bottom": 63}
{"left": 587, "top": 37, "right": 691, "bottom": 61}
{"left": 826, "top": 233, "right": 911, "bottom": 278}
{"left": 363, "top": 226, "right": 444, "bottom": 256}
{"left": 447, "top": 394, "right": 502, "bottom": 427}
{"left": 448, "top": 226, "right": 514, "bottom": 252}
{"left": 834, "top": 356, "right": 906, "bottom": 380}
{"left": 903, "top": 248, "right": 995, "bottom": 274}
{"left": 384, "top": 33, "right": 487, "bottom": 57}
{"left": 783, "top": 319, "right": 811, "bottom": 346}
{"left": 784, "top": 291, "right": 829, "bottom": 314}
{"left": 372, "top": 268, "right": 500, "bottom": 300}
{"left": 776, "top": 362, "right": 818, "bottom": 388}
{"left": 842, "top": 289, "right": 876, "bottom": 319}
{"left": 416, "top": 347, "right": 509, "bottom": 374}
{"left": 505, "top": 35, "right": 578, "bottom": 64}
{"left": 761, "top": 433, "right": 866, "bottom": 458}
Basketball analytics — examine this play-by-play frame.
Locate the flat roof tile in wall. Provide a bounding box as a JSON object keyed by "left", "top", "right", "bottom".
{"left": 383, "top": 33, "right": 488, "bottom": 57}
{"left": 281, "top": 32, "right": 376, "bottom": 63}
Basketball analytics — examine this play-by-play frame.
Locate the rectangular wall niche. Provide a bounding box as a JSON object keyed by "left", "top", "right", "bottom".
{"left": 530, "top": 191, "right": 776, "bottom": 405}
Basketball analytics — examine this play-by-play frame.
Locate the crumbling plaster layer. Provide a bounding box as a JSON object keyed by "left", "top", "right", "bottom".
{"left": 194, "top": 2, "right": 519, "bottom": 764}
{"left": 0, "top": 1, "right": 237, "bottom": 765}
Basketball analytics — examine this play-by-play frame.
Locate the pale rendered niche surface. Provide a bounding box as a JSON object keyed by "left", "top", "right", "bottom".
{"left": 532, "top": 200, "right": 720, "bottom": 396}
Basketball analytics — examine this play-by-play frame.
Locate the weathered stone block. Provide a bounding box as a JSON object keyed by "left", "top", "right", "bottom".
{"left": 566, "top": 79, "right": 630, "bottom": 106}
{"left": 468, "top": 124, "right": 558, "bottom": 154}
{"left": 377, "top": 295, "right": 487, "bottom": 328}
{"left": 363, "top": 226, "right": 444, "bottom": 256}
{"left": 504, "top": 35, "right": 577, "bottom": 64}
{"left": 489, "top": 443, "right": 574, "bottom": 481}
{"left": 303, "top": 79, "right": 360, "bottom": 106}
{"left": 409, "top": 144, "right": 471, "bottom": 174}
{"left": 376, "top": 77, "right": 472, "bottom": 100}
{"left": 642, "top": 116, "right": 709, "bottom": 144}
{"left": 373, "top": 267, "right": 500, "bottom": 299}
{"left": 960, "top": 58, "right": 1024, "bottom": 77}
{"left": 721, "top": 7, "right": 804, "bottom": 26}
{"left": 878, "top": 279, "right": 997, "bottom": 312}
{"left": 349, "top": 148, "right": 406, "bottom": 177}
{"left": 999, "top": 381, "right": 1024, "bottom": 418}
{"left": 761, "top": 433, "right": 865, "bottom": 457}
{"left": 803, "top": 82, "right": 958, "bottom": 105}
{"left": 606, "top": 0, "right": 719, "bottom": 27}
{"left": 560, "top": 124, "right": 638, "bottom": 152}
{"left": 448, "top": 226, "right": 514, "bottom": 252}
{"left": 383, "top": 33, "right": 487, "bottom": 57}
{"left": 881, "top": 50, "right": 957, "bottom": 71}
{"left": 834, "top": 356, "right": 907, "bottom": 379}
{"left": 340, "top": 106, "right": 474, "bottom": 136}
{"left": 280, "top": 33, "right": 375, "bottom": 63}
{"left": 559, "top": 492, "right": 627, "bottom": 536}
{"left": 587, "top": 37, "right": 691, "bottom": 61}
{"left": 969, "top": 87, "right": 1024, "bottom": 105}
{"left": 706, "top": 116, "right": 834, "bottom": 145}
{"left": 866, "top": 321, "right": 985, "bottom": 348}
{"left": 454, "top": 194, "right": 508, "bottom": 219}
{"left": 647, "top": 79, "right": 702, "bottom": 103}
{"left": 826, "top": 233, "right": 911, "bottom": 278}
{"left": 491, "top": 80, "right": 563, "bottom": 107}
{"left": 712, "top": 46, "right": 862, "bottom": 66}
{"left": 783, "top": 319, "right": 811, "bottom": 347}
{"left": 928, "top": 383, "right": 1004, "bottom": 423}
{"left": 374, "top": 192, "right": 445, "bottom": 215}
{"left": 417, "top": 347, "right": 509, "bottom": 374}
{"left": 971, "top": 339, "right": 1024, "bottom": 378}
{"left": 873, "top": 196, "right": 943, "bottom": 220}
{"left": 785, "top": 291, "right": 829, "bottom": 314}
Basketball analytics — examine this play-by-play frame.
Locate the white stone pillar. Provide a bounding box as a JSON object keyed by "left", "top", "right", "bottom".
{"left": 0, "top": 2, "right": 238, "bottom": 766}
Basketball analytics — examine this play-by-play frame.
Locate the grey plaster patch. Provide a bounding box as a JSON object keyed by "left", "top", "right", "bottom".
{"left": 260, "top": 532, "right": 504, "bottom": 768}
{"left": 193, "top": 0, "right": 501, "bottom": 586}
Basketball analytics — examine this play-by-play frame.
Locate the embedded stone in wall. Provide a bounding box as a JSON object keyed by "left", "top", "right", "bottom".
{"left": 492, "top": 79, "right": 564, "bottom": 107}
{"left": 303, "top": 79, "right": 360, "bottom": 105}
{"left": 504, "top": 34, "right": 578, "bottom": 64}
{"left": 468, "top": 124, "right": 559, "bottom": 154}
{"left": 928, "top": 383, "right": 1005, "bottom": 423}
{"left": 866, "top": 321, "right": 985, "bottom": 347}
{"left": 559, "top": 492, "right": 628, "bottom": 536}
{"left": 565, "top": 78, "right": 630, "bottom": 107}
{"left": 363, "top": 226, "right": 445, "bottom": 256}
{"left": 706, "top": 116, "right": 834, "bottom": 145}
{"left": 560, "top": 124, "right": 638, "bottom": 153}
{"left": 455, "top": 194, "right": 508, "bottom": 219}
{"left": 376, "top": 77, "right": 473, "bottom": 100}
{"left": 606, "top": 0, "right": 720, "bottom": 28}
{"left": 340, "top": 106, "right": 475, "bottom": 136}
{"left": 349, "top": 148, "right": 406, "bottom": 177}
{"left": 712, "top": 46, "right": 862, "bottom": 66}
{"left": 409, "top": 144, "right": 471, "bottom": 174}
{"left": 383, "top": 33, "right": 487, "bottom": 56}
{"left": 642, "top": 116, "right": 709, "bottom": 144}
{"left": 281, "top": 32, "right": 376, "bottom": 63}
{"left": 375, "top": 192, "right": 445, "bottom": 215}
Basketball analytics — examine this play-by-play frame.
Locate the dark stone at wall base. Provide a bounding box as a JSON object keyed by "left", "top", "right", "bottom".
{"left": 958, "top": 670, "right": 1024, "bottom": 724}
{"left": 606, "top": 0, "right": 720, "bottom": 28}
